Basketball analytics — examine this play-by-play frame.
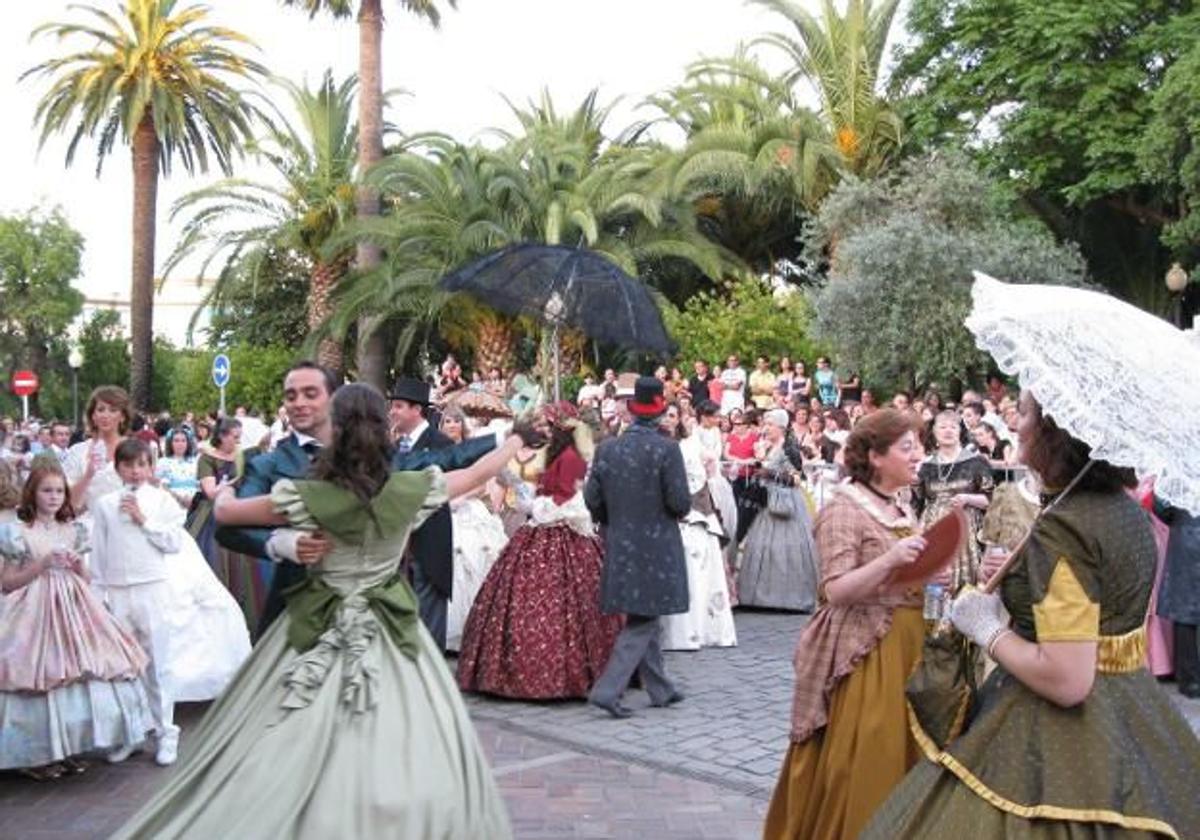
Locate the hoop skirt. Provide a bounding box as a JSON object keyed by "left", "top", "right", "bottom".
{"left": 446, "top": 497, "right": 508, "bottom": 652}
{"left": 113, "top": 470, "right": 512, "bottom": 840}
{"left": 862, "top": 491, "right": 1200, "bottom": 840}
{"left": 160, "top": 533, "right": 251, "bottom": 701}
{"left": 0, "top": 522, "right": 151, "bottom": 769}
{"left": 738, "top": 459, "right": 819, "bottom": 612}
{"left": 662, "top": 436, "right": 737, "bottom": 650}
{"left": 457, "top": 494, "right": 622, "bottom": 700}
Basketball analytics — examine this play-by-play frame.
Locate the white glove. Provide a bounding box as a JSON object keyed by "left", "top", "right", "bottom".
{"left": 947, "top": 588, "right": 1010, "bottom": 649}
{"left": 265, "top": 528, "right": 303, "bottom": 563}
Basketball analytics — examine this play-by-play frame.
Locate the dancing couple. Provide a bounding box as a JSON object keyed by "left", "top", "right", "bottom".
{"left": 115, "top": 379, "right": 548, "bottom": 839}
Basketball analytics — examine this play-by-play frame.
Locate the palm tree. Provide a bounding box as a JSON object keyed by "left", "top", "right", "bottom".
{"left": 164, "top": 71, "right": 358, "bottom": 371}
{"left": 280, "top": 0, "right": 456, "bottom": 388}
{"left": 24, "top": 0, "right": 266, "bottom": 409}
{"left": 330, "top": 92, "right": 739, "bottom": 376}
{"left": 645, "top": 52, "right": 839, "bottom": 272}
{"left": 750, "top": 0, "right": 903, "bottom": 178}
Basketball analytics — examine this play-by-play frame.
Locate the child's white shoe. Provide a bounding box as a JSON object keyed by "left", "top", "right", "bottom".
{"left": 107, "top": 743, "right": 141, "bottom": 764}
{"left": 155, "top": 731, "right": 179, "bottom": 766}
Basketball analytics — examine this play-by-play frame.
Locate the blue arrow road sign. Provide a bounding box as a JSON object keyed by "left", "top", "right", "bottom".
{"left": 212, "top": 353, "right": 231, "bottom": 389}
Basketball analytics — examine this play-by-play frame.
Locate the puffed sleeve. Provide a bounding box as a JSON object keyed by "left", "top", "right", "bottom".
{"left": 0, "top": 523, "right": 28, "bottom": 565}
{"left": 1024, "top": 508, "right": 1100, "bottom": 642}
{"left": 270, "top": 478, "right": 320, "bottom": 531}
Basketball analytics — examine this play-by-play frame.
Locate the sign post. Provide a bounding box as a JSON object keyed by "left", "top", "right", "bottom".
{"left": 10, "top": 370, "right": 39, "bottom": 421}
{"left": 211, "top": 354, "right": 231, "bottom": 417}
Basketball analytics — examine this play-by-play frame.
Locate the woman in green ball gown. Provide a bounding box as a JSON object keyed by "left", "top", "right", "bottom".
{"left": 862, "top": 392, "right": 1200, "bottom": 839}
{"left": 114, "top": 383, "right": 534, "bottom": 840}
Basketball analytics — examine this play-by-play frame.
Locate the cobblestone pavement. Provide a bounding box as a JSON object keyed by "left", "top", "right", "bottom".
{"left": 3, "top": 610, "right": 1197, "bottom": 839}
{"left": 468, "top": 610, "right": 1200, "bottom": 798}
{"left": 466, "top": 609, "right": 804, "bottom": 797}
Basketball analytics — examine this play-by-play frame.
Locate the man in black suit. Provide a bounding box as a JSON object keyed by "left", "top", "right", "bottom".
{"left": 584, "top": 376, "right": 692, "bottom": 718}
{"left": 388, "top": 377, "right": 456, "bottom": 650}
{"left": 217, "top": 362, "right": 500, "bottom": 640}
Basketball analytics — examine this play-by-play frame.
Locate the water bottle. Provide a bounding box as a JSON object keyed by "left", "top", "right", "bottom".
{"left": 119, "top": 485, "right": 137, "bottom": 524}
{"left": 923, "top": 583, "right": 945, "bottom": 633}
{"left": 90, "top": 441, "right": 107, "bottom": 472}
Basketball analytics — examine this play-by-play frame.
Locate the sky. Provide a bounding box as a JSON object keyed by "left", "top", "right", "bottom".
{"left": 0, "top": 0, "right": 803, "bottom": 305}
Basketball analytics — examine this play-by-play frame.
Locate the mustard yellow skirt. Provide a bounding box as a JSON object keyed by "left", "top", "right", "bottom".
{"left": 763, "top": 606, "right": 926, "bottom": 840}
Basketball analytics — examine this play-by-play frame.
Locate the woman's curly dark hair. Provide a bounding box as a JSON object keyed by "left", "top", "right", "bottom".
{"left": 311, "top": 383, "right": 394, "bottom": 503}
{"left": 1022, "top": 398, "right": 1134, "bottom": 493}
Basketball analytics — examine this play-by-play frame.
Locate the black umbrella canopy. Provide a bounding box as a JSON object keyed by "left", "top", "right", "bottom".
{"left": 439, "top": 243, "right": 676, "bottom": 357}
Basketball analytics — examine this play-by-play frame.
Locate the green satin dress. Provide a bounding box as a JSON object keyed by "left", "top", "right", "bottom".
{"left": 114, "top": 468, "right": 513, "bottom": 840}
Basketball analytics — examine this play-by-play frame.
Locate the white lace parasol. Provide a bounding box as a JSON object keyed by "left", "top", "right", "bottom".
{"left": 966, "top": 272, "right": 1200, "bottom": 514}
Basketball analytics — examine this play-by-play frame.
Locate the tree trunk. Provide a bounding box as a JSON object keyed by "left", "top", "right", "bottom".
{"left": 474, "top": 313, "right": 517, "bottom": 374}
{"left": 130, "top": 113, "right": 160, "bottom": 411}
{"left": 355, "top": 0, "right": 388, "bottom": 389}
{"left": 308, "top": 258, "right": 346, "bottom": 373}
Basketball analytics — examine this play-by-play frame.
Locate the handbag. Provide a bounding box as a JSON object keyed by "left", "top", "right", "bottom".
{"left": 766, "top": 483, "right": 793, "bottom": 519}
{"left": 905, "top": 628, "right": 979, "bottom": 750}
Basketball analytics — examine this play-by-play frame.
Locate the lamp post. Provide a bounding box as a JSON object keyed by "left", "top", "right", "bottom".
{"left": 1166, "top": 263, "right": 1189, "bottom": 328}
{"left": 68, "top": 348, "right": 83, "bottom": 432}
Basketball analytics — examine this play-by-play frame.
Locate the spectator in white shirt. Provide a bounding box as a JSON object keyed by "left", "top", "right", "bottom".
{"left": 92, "top": 438, "right": 185, "bottom": 767}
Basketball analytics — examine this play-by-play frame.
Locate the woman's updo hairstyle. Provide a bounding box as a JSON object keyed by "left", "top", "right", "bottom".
{"left": 842, "top": 408, "right": 917, "bottom": 485}
{"left": 311, "top": 382, "right": 393, "bottom": 503}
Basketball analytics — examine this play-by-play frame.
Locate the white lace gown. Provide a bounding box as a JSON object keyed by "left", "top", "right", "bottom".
{"left": 661, "top": 436, "right": 738, "bottom": 651}
{"left": 64, "top": 442, "right": 251, "bottom": 701}
{"left": 446, "top": 494, "right": 509, "bottom": 652}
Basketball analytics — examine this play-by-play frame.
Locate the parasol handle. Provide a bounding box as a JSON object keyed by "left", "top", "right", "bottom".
{"left": 980, "top": 461, "right": 1096, "bottom": 595}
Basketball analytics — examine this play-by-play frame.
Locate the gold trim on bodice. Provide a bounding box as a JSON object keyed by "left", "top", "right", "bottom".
{"left": 1096, "top": 626, "right": 1147, "bottom": 674}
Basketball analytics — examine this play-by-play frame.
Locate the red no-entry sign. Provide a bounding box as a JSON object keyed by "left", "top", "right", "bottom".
{"left": 10, "top": 370, "right": 39, "bottom": 397}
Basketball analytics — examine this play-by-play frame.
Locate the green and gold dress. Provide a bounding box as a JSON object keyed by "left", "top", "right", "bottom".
{"left": 863, "top": 490, "right": 1200, "bottom": 839}
{"left": 114, "top": 468, "right": 512, "bottom": 840}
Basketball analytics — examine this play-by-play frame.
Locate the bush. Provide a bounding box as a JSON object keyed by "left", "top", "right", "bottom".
{"left": 169, "top": 344, "right": 296, "bottom": 416}
{"left": 664, "top": 276, "right": 826, "bottom": 367}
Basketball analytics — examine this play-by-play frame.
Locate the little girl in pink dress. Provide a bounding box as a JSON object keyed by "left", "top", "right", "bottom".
{"left": 0, "top": 465, "right": 151, "bottom": 779}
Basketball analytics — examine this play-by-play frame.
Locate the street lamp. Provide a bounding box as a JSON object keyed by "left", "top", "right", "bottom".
{"left": 68, "top": 348, "right": 83, "bottom": 432}
{"left": 1166, "top": 263, "right": 1189, "bottom": 328}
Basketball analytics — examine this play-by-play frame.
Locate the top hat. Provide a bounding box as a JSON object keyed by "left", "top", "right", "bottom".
{"left": 387, "top": 377, "right": 431, "bottom": 406}
{"left": 629, "top": 376, "right": 667, "bottom": 418}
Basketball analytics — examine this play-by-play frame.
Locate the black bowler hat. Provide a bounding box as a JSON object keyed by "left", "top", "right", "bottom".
{"left": 387, "top": 377, "right": 431, "bottom": 405}
{"left": 629, "top": 376, "right": 667, "bottom": 418}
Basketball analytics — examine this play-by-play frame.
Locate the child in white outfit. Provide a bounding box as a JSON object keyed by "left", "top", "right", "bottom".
{"left": 92, "top": 438, "right": 184, "bottom": 766}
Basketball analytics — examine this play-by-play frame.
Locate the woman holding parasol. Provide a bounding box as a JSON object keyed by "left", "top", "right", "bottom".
{"left": 861, "top": 274, "right": 1200, "bottom": 838}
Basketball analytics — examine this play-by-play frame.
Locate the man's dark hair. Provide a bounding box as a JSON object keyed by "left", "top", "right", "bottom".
{"left": 285, "top": 360, "right": 339, "bottom": 396}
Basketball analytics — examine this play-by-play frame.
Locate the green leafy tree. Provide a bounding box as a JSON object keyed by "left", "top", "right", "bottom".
{"left": 808, "top": 154, "right": 1087, "bottom": 393}
{"left": 165, "top": 72, "right": 358, "bottom": 371}
{"left": 664, "top": 276, "right": 824, "bottom": 368}
{"left": 892, "top": 0, "right": 1197, "bottom": 303}
{"left": 0, "top": 208, "right": 85, "bottom": 417}
{"left": 24, "top": 0, "right": 267, "bottom": 410}
{"left": 280, "top": 0, "right": 457, "bottom": 389}
{"left": 76, "top": 310, "right": 134, "bottom": 403}
{"left": 1141, "top": 37, "right": 1200, "bottom": 264}
{"left": 169, "top": 344, "right": 295, "bottom": 416}
{"left": 204, "top": 249, "right": 311, "bottom": 348}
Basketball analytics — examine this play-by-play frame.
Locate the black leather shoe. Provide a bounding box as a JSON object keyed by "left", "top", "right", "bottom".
{"left": 590, "top": 698, "right": 634, "bottom": 719}
{"left": 651, "top": 690, "right": 685, "bottom": 708}
{"left": 1180, "top": 681, "right": 1200, "bottom": 699}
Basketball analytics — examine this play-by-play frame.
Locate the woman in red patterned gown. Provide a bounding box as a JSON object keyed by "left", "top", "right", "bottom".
{"left": 457, "top": 403, "right": 623, "bottom": 699}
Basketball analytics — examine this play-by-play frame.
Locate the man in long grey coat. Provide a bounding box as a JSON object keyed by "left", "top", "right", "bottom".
{"left": 584, "top": 376, "right": 692, "bottom": 718}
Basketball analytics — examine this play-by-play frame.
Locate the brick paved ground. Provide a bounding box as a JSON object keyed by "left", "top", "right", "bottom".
{"left": 2, "top": 610, "right": 1197, "bottom": 839}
